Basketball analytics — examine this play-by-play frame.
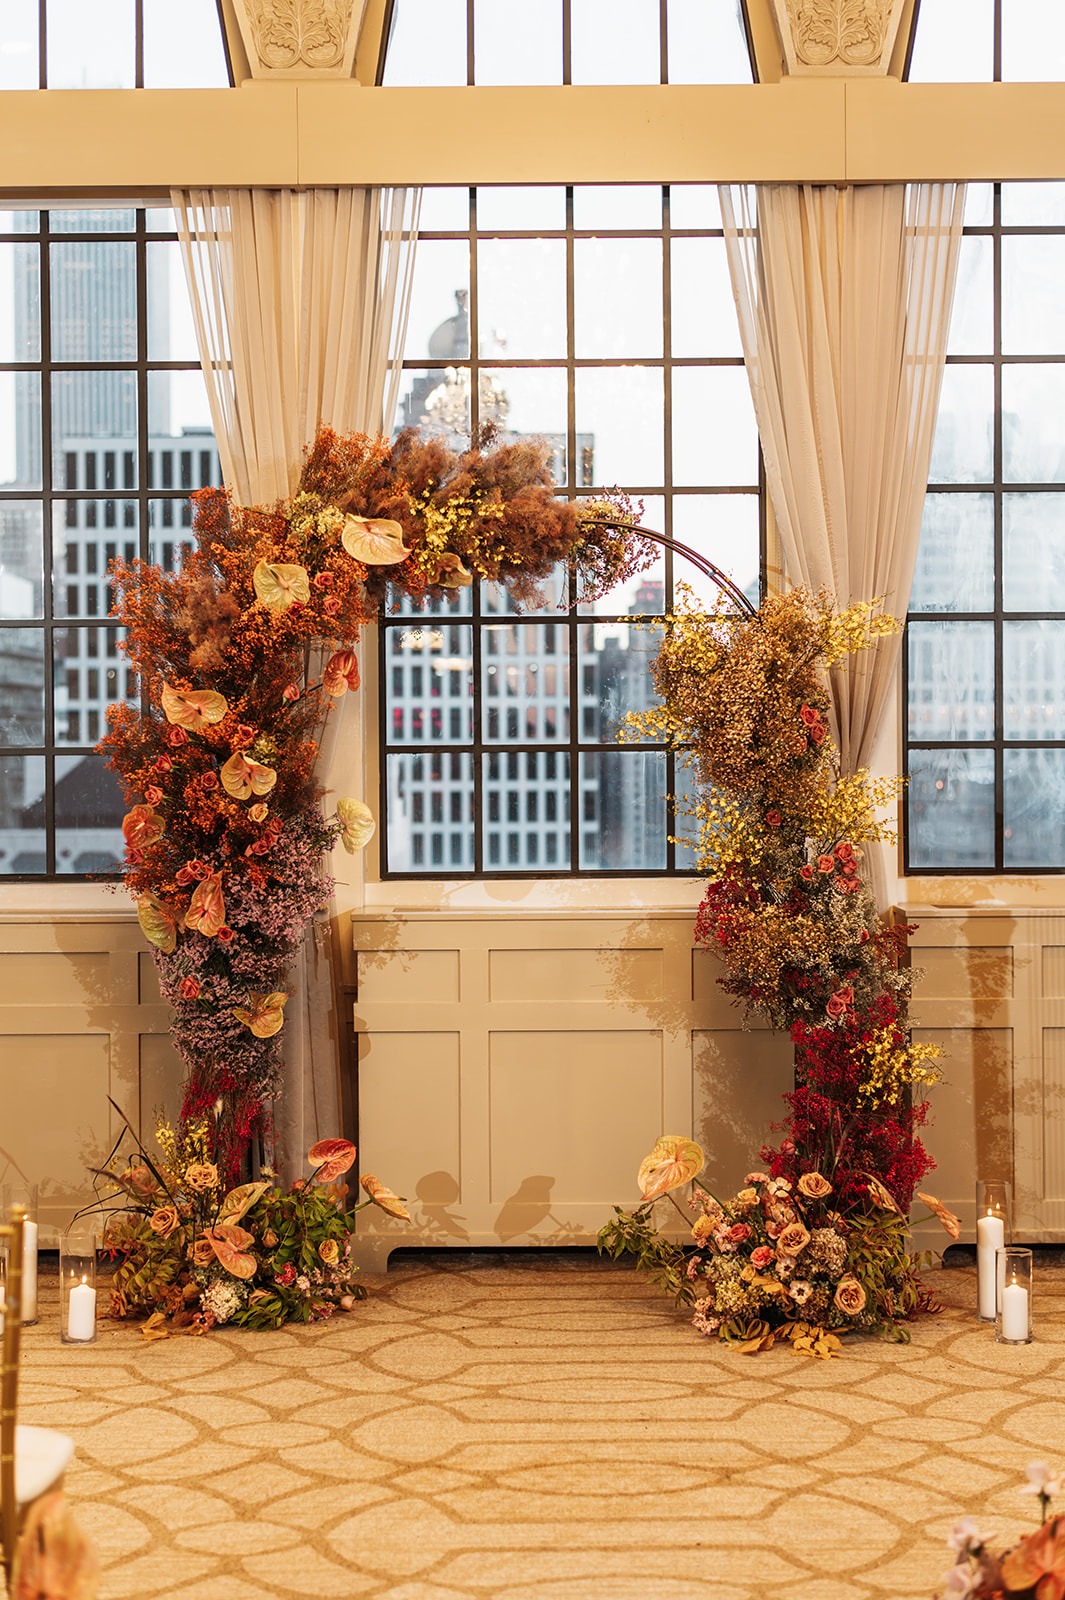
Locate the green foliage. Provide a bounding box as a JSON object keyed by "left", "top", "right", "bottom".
{"left": 597, "top": 1205, "right": 695, "bottom": 1307}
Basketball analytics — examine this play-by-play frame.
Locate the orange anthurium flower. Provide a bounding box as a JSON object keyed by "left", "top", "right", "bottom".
{"left": 323, "top": 649, "right": 360, "bottom": 696}
{"left": 122, "top": 804, "right": 165, "bottom": 851}
{"left": 916, "top": 1191, "right": 962, "bottom": 1241}
{"left": 307, "top": 1138, "right": 357, "bottom": 1184}
{"left": 340, "top": 514, "right": 410, "bottom": 566}
{"left": 184, "top": 871, "right": 226, "bottom": 937}
{"left": 360, "top": 1174, "right": 411, "bottom": 1221}
{"left": 160, "top": 682, "right": 228, "bottom": 730}
{"left": 336, "top": 797, "right": 375, "bottom": 854}
{"left": 231, "top": 991, "right": 289, "bottom": 1039}
{"left": 216, "top": 1182, "right": 271, "bottom": 1226}
{"left": 137, "top": 891, "right": 177, "bottom": 955}
{"left": 865, "top": 1176, "right": 902, "bottom": 1214}
{"left": 429, "top": 551, "right": 473, "bottom": 589}
{"left": 221, "top": 750, "right": 278, "bottom": 800}
{"left": 1001, "top": 1516, "right": 1065, "bottom": 1600}
{"left": 637, "top": 1136, "right": 705, "bottom": 1201}
{"left": 252, "top": 559, "right": 310, "bottom": 611}
{"left": 204, "top": 1224, "right": 257, "bottom": 1280}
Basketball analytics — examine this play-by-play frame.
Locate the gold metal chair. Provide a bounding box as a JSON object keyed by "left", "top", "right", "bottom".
{"left": 1, "top": 1205, "right": 75, "bottom": 1596}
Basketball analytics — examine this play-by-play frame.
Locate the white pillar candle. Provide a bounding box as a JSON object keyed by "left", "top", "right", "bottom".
{"left": 21, "top": 1218, "right": 38, "bottom": 1323}
{"left": 976, "top": 1212, "right": 1004, "bottom": 1318}
{"left": 1000, "top": 1279, "right": 1029, "bottom": 1342}
{"left": 66, "top": 1279, "right": 96, "bottom": 1342}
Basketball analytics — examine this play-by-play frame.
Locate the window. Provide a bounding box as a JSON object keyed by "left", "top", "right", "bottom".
{"left": 905, "top": 182, "right": 1065, "bottom": 870}
{"left": 381, "top": 184, "right": 764, "bottom": 876}
{"left": 907, "top": 0, "right": 1065, "bottom": 82}
{"left": 0, "top": 0, "right": 230, "bottom": 90}
{"left": 0, "top": 208, "right": 221, "bottom": 877}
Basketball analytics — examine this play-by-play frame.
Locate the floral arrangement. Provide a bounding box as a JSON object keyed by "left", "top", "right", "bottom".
{"left": 599, "top": 1135, "right": 959, "bottom": 1356}
{"left": 626, "top": 585, "right": 942, "bottom": 1211}
{"left": 100, "top": 426, "right": 649, "bottom": 1176}
{"left": 938, "top": 1463, "right": 1064, "bottom": 1598}
{"left": 93, "top": 1106, "right": 409, "bottom": 1333}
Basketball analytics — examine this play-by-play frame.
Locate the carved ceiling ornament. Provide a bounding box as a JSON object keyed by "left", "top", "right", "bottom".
{"left": 769, "top": 0, "right": 908, "bottom": 76}
{"left": 229, "top": 0, "right": 367, "bottom": 78}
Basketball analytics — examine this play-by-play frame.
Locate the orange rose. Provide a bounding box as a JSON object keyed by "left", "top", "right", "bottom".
{"left": 149, "top": 1205, "right": 180, "bottom": 1239}
{"left": 192, "top": 1235, "right": 214, "bottom": 1267}
{"left": 834, "top": 1276, "right": 867, "bottom": 1316}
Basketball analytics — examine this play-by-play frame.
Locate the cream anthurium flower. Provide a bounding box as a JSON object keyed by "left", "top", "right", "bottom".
{"left": 252, "top": 559, "right": 310, "bottom": 611}
{"left": 160, "top": 682, "right": 228, "bottom": 729}
{"left": 636, "top": 1135, "right": 705, "bottom": 1202}
{"left": 336, "top": 797, "right": 376, "bottom": 853}
{"left": 340, "top": 515, "right": 410, "bottom": 566}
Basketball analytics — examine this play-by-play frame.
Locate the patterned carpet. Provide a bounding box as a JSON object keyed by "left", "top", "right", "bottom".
{"left": 15, "top": 1252, "right": 1065, "bottom": 1600}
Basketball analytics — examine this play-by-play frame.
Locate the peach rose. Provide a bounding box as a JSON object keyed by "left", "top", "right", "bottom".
{"left": 318, "top": 1239, "right": 340, "bottom": 1266}
{"left": 249, "top": 803, "right": 269, "bottom": 822}
{"left": 799, "top": 864, "right": 814, "bottom": 881}
{"left": 776, "top": 1222, "right": 810, "bottom": 1257}
{"left": 810, "top": 723, "right": 826, "bottom": 744}
{"left": 179, "top": 976, "right": 201, "bottom": 1001}
{"left": 192, "top": 1235, "right": 214, "bottom": 1267}
{"left": 817, "top": 854, "right": 836, "bottom": 874}
{"left": 185, "top": 1163, "right": 218, "bottom": 1191}
{"left": 149, "top": 1205, "right": 180, "bottom": 1239}
{"left": 825, "top": 993, "right": 848, "bottom": 1018}
{"left": 750, "top": 1245, "right": 774, "bottom": 1270}
{"left": 797, "top": 1171, "right": 833, "bottom": 1199}
{"left": 736, "top": 1187, "right": 759, "bottom": 1209}
{"left": 834, "top": 1276, "right": 867, "bottom": 1316}
{"left": 799, "top": 704, "right": 819, "bottom": 727}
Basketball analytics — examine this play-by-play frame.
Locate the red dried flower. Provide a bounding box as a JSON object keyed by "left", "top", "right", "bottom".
{"left": 216, "top": 925, "right": 235, "bottom": 945}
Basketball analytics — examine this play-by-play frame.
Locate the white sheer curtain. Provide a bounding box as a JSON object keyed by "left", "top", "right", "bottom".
{"left": 171, "top": 184, "right": 420, "bottom": 1175}
{"left": 718, "top": 182, "right": 965, "bottom": 778}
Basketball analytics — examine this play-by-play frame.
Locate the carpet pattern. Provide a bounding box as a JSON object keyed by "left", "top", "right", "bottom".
{"left": 14, "top": 1253, "right": 1065, "bottom": 1600}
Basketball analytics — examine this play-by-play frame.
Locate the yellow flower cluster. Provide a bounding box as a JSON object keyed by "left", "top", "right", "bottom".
{"left": 802, "top": 769, "right": 903, "bottom": 849}
{"left": 820, "top": 599, "right": 900, "bottom": 669}
{"left": 855, "top": 1025, "right": 943, "bottom": 1109}
{"left": 409, "top": 489, "right": 506, "bottom": 580}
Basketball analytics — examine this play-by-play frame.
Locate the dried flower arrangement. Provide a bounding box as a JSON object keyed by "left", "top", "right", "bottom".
{"left": 100, "top": 426, "right": 648, "bottom": 1178}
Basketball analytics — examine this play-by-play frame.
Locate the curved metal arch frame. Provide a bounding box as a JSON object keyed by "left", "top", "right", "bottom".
{"left": 579, "top": 517, "right": 758, "bottom": 618}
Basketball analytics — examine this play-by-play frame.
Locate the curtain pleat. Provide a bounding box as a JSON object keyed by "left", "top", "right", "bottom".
{"left": 170, "top": 184, "right": 421, "bottom": 1174}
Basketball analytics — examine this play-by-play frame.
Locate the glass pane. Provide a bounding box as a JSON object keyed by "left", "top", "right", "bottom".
{"left": 668, "top": 0, "right": 753, "bottom": 83}
{"left": 0, "top": 241, "right": 40, "bottom": 361}
{"left": 382, "top": 0, "right": 468, "bottom": 85}
{"left": 669, "top": 186, "right": 723, "bottom": 231}
{"left": 385, "top": 623, "right": 474, "bottom": 745}
{"left": 907, "top": 748, "right": 996, "bottom": 870}
{"left": 1001, "top": 182, "right": 1065, "bottom": 227}
{"left": 417, "top": 189, "right": 468, "bottom": 232}
{"left": 1003, "top": 366, "right": 1065, "bottom": 483}
{"left": 53, "top": 504, "right": 139, "bottom": 618}
{"left": 672, "top": 758, "right": 705, "bottom": 864}
{"left": 575, "top": 367, "right": 664, "bottom": 487}
{"left": 578, "top": 751, "right": 667, "bottom": 869}
{"left": 571, "top": 0, "right": 660, "bottom": 83}
{"left": 478, "top": 239, "right": 567, "bottom": 359}
{"left": 143, "top": 0, "right": 230, "bottom": 87}
{"left": 946, "top": 236, "right": 993, "bottom": 357}
{"left": 54, "top": 753, "right": 124, "bottom": 874}
{"left": 1003, "top": 236, "right": 1065, "bottom": 355}
{"left": 573, "top": 186, "right": 663, "bottom": 231}
{"left": 670, "top": 237, "right": 743, "bottom": 357}
{"left": 50, "top": 241, "right": 137, "bottom": 361}
{"left": 144, "top": 207, "right": 177, "bottom": 234}
{"left": 910, "top": 493, "right": 994, "bottom": 612}
{"left": 386, "top": 751, "right": 474, "bottom": 871}
{"left": 46, "top": 0, "right": 135, "bottom": 87}
{"left": 483, "top": 559, "right": 569, "bottom": 618}
{"left": 147, "top": 241, "right": 200, "bottom": 360}
{"left": 0, "top": 754, "right": 46, "bottom": 874}
{"left": 482, "top": 624, "right": 569, "bottom": 743}
{"left": 385, "top": 585, "right": 472, "bottom": 621}
{"left": 0, "top": 503, "right": 44, "bottom": 615}
{"left": 907, "top": 0, "right": 993, "bottom": 80}
{"left": 1004, "top": 493, "right": 1065, "bottom": 610}
{"left": 0, "top": 0, "right": 38, "bottom": 88}
{"left": 482, "top": 750, "right": 570, "bottom": 872}
{"left": 578, "top": 495, "right": 665, "bottom": 616}
{"left": 479, "top": 367, "right": 567, "bottom": 477}
{"left": 474, "top": 0, "right": 561, "bottom": 83}
{"left": 0, "top": 628, "right": 44, "bottom": 745}
{"left": 578, "top": 619, "right": 664, "bottom": 741}
{"left": 50, "top": 208, "right": 136, "bottom": 233}
{"left": 928, "top": 363, "right": 994, "bottom": 484}
{"left": 908, "top": 620, "right": 995, "bottom": 741}
{"left": 1004, "top": 749, "right": 1065, "bottom": 868}
{"left": 403, "top": 241, "right": 471, "bottom": 363}
{"left": 54, "top": 625, "right": 135, "bottom": 748}
{"left": 671, "top": 367, "right": 757, "bottom": 487}
{"left": 1, "top": 372, "right": 42, "bottom": 489}
{"left": 574, "top": 238, "right": 662, "bottom": 359}
{"left": 671, "top": 493, "right": 760, "bottom": 609}
{"left": 964, "top": 185, "right": 995, "bottom": 227}
{"left": 149, "top": 369, "right": 215, "bottom": 439}
{"left": 476, "top": 188, "right": 566, "bottom": 232}
{"left": 51, "top": 380, "right": 138, "bottom": 486}
{"left": 1002, "top": 0, "right": 1065, "bottom": 81}
{"left": 148, "top": 503, "right": 196, "bottom": 561}
{"left": 1004, "top": 621, "right": 1065, "bottom": 738}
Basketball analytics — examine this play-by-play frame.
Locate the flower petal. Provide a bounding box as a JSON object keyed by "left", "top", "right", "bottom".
{"left": 232, "top": 991, "right": 288, "bottom": 1039}
{"left": 341, "top": 515, "right": 410, "bottom": 566}
{"left": 137, "top": 891, "right": 177, "bottom": 955}
{"left": 360, "top": 1174, "right": 411, "bottom": 1221}
{"left": 336, "top": 797, "right": 376, "bottom": 854}
{"left": 253, "top": 559, "right": 311, "bottom": 611}
{"left": 160, "top": 683, "right": 229, "bottom": 729}
{"left": 323, "top": 649, "right": 360, "bottom": 696}
{"left": 637, "top": 1135, "right": 705, "bottom": 1201}
{"left": 916, "top": 1191, "right": 962, "bottom": 1241}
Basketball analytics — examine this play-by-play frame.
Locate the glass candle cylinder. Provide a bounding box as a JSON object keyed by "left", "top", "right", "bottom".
{"left": 975, "top": 1179, "right": 1011, "bottom": 1321}
{"left": 995, "top": 1246, "right": 1033, "bottom": 1344}
{"left": 59, "top": 1228, "right": 98, "bottom": 1345}
{"left": 2, "top": 1182, "right": 39, "bottom": 1325}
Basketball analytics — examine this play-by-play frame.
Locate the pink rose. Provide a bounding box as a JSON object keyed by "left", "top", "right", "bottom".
{"left": 282, "top": 684, "right": 300, "bottom": 702}
{"left": 835, "top": 986, "right": 854, "bottom": 1006}
{"left": 750, "top": 1245, "right": 774, "bottom": 1269}
{"left": 154, "top": 755, "right": 173, "bottom": 774}
{"left": 799, "top": 864, "right": 814, "bottom": 882}
{"left": 799, "top": 704, "right": 819, "bottom": 728}
{"left": 826, "top": 993, "right": 847, "bottom": 1018}
{"left": 323, "top": 596, "right": 342, "bottom": 616}
{"left": 216, "top": 926, "right": 235, "bottom": 945}
{"left": 313, "top": 571, "right": 334, "bottom": 588}
{"left": 144, "top": 785, "right": 163, "bottom": 805}
{"left": 188, "top": 859, "right": 209, "bottom": 880}
{"left": 167, "top": 726, "right": 188, "bottom": 747}
{"left": 179, "top": 976, "right": 201, "bottom": 1000}
{"left": 201, "top": 771, "right": 219, "bottom": 791}
{"left": 810, "top": 723, "right": 826, "bottom": 745}
{"left": 726, "top": 1222, "right": 751, "bottom": 1244}
{"left": 817, "top": 855, "right": 836, "bottom": 874}
{"left": 236, "top": 724, "right": 255, "bottom": 745}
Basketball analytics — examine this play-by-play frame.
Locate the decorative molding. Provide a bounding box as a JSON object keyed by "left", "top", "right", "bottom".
{"left": 769, "top": 0, "right": 908, "bottom": 76}
{"left": 228, "top": 0, "right": 367, "bottom": 79}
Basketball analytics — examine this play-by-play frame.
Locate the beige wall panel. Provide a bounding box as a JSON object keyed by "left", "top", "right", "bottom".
{"left": 357, "top": 1028, "right": 461, "bottom": 1200}
{"left": 692, "top": 948, "right": 771, "bottom": 1025}
{"left": 488, "top": 947, "right": 663, "bottom": 1004}
{"left": 138, "top": 952, "right": 163, "bottom": 1004}
{"left": 1042, "top": 947, "right": 1065, "bottom": 1000}
{"left": 0, "top": 1035, "right": 111, "bottom": 1233}
{"left": 917, "top": 1028, "right": 1013, "bottom": 1233}
{"left": 1038, "top": 1031, "right": 1065, "bottom": 1205}
{"left": 693, "top": 1028, "right": 794, "bottom": 1197}
{"left": 0, "top": 952, "right": 112, "bottom": 1008}
{"left": 357, "top": 948, "right": 460, "bottom": 1004}
{"left": 917, "top": 946, "right": 1014, "bottom": 1003}
{"left": 487, "top": 1029, "right": 662, "bottom": 1210}
{"left": 138, "top": 1033, "right": 186, "bottom": 1137}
